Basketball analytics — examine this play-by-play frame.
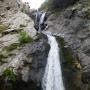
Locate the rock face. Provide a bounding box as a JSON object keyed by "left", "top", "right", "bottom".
{"left": 0, "top": 2, "right": 49, "bottom": 88}
{"left": 0, "top": 0, "right": 22, "bottom": 22}
{"left": 5, "top": 11, "right": 36, "bottom": 37}
{"left": 0, "top": 0, "right": 30, "bottom": 23}
{"left": 0, "top": 11, "right": 36, "bottom": 52}
{"left": 46, "top": 0, "right": 90, "bottom": 89}
{"left": 0, "top": 33, "right": 50, "bottom": 90}
{"left": 0, "top": 0, "right": 20, "bottom": 13}
{"left": 0, "top": 0, "right": 49, "bottom": 89}
{"left": 20, "top": 2, "right": 30, "bottom": 14}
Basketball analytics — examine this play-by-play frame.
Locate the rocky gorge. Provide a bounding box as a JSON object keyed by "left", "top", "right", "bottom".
{"left": 45, "top": 0, "right": 90, "bottom": 89}
{"left": 0, "top": 0, "right": 90, "bottom": 90}
{"left": 0, "top": 0, "right": 50, "bottom": 89}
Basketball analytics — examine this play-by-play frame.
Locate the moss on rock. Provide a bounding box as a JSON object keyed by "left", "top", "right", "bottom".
{"left": 4, "top": 43, "right": 20, "bottom": 52}
{"left": 56, "top": 36, "right": 74, "bottom": 65}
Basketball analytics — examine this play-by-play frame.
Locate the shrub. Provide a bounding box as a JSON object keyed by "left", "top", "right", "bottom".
{"left": 19, "top": 31, "right": 33, "bottom": 44}
{"left": 40, "top": 1, "right": 49, "bottom": 11}
{"left": 3, "top": 68, "right": 16, "bottom": 82}
{"left": 40, "top": 0, "right": 78, "bottom": 11}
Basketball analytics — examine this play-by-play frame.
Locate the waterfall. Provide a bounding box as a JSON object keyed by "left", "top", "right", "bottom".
{"left": 40, "top": 12, "right": 46, "bottom": 24}
{"left": 39, "top": 12, "right": 46, "bottom": 32}
{"left": 42, "top": 34, "right": 65, "bottom": 90}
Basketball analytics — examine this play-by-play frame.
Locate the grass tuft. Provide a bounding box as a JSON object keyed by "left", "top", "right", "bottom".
{"left": 19, "top": 31, "right": 33, "bottom": 45}
{"left": 3, "top": 68, "right": 16, "bottom": 82}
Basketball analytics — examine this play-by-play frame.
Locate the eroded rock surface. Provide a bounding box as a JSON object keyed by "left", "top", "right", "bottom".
{"left": 46, "top": 0, "right": 90, "bottom": 89}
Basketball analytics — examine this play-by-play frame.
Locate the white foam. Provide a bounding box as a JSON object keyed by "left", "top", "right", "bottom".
{"left": 42, "top": 34, "right": 65, "bottom": 90}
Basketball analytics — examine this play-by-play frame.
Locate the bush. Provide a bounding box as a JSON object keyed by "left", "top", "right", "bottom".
{"left": 40, "top": 1, "right": 49, "bottom": 11}
{"left": 3, "top": 68, "right": 16, "bottom": 82}
{"left": 40, "top": 0, "right": 78, "bottom": 11}
{"left": 19, "top": 31, "right": 33, "bottom": 44}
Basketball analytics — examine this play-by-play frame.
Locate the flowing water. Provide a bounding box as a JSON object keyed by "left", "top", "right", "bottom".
{"left": 42, "top": 34, "right": 65, "bottom": 90}
{"left": 39, "top": 12, "right": 46, "bottom": 32}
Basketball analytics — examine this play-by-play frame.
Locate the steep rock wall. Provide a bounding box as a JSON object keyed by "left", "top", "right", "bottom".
{"left": 46, "top": 0, "right": 90, "bottom": 89}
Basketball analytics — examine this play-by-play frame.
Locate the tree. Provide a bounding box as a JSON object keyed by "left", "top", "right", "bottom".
{"left": 40, "top": 0, "right": 78, "bottom": 11}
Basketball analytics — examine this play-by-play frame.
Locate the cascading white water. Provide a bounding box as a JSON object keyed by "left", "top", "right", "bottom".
{"left": 40, "top": 12, "right": 46, "bottom": 24}
{"left": 39, "top": 12, "right": 46, "bottom": 32}
{"left": 42, "top": 34, "right": 65, "bottom": 90}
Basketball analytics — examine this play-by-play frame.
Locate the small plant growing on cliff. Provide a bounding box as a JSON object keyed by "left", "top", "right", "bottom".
{"left": 3, "top": 68, "right": 16, "bottom": 82}
{"left": 19, "top": 31, "right": 33, "bottom": 44}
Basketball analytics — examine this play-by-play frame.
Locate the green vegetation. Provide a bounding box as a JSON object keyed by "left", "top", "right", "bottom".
{"left": 0, "top": 52, "right": 13, "bottom": 65}
{"left": 0, "top": 31, "right": 33, "bottom": 65}
{"left": 4, "top": 43, "right": 20, "bottom": 52}
{"left": 40, "top": 1, "right": 49, "bottom": 11}
{"left": 56, "top": 36, "right": 74, "bottom": 65}
{"left": 3, "top": 68, "right": 16, "bottom": 82}
{"left": 40, "top": 0, "right": 53, "bottom": 11}
{"left": 0, "top": 24, "right": 9, "bottom": 33}
{"left": 0, "top": 43, "right": 18, "bottom": 65}
{"left": 0, "top": 59, "right": 7, "bottom": 65}
{"left": 0, "top": 53, "right": 9, "bottom": 65}
{"left": 40, "top": 0, "right": 78, "bottom": 11}
{"left": 0, "top": 53, "right": 8, "bottom": 59}
{"left": 19, "top": 31, "right": 33, "bottom": 45}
